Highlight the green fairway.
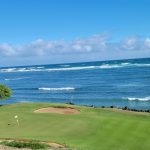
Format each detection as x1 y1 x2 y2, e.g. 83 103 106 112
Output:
0 103 150 150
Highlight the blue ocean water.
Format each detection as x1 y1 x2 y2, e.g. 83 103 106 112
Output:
0 58 150 110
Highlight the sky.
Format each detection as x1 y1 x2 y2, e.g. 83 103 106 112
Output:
1 0 150 66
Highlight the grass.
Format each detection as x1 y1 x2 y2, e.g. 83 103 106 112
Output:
0 103 150 150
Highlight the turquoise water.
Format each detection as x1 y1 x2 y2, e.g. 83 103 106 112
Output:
0 58 150 110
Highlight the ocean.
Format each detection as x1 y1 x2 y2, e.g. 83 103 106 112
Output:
0 58 150 110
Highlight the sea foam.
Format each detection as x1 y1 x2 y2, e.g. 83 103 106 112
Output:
125 97 150 101
1 62 150 73
38 87 75 91
0 66 97 73
4 77 29 81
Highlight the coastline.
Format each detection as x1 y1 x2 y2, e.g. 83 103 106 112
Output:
66 102 150 113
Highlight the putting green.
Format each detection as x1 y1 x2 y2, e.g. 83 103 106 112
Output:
0 103 150 150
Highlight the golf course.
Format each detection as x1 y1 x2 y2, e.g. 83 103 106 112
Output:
0 103 150 150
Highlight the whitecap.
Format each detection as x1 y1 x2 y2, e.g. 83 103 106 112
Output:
1 62 150 73
99 62 150 69
4 77 29 81
38 87 75 91
124 97 150 101
99 64 120 69
0 66 97 73
36 66 45 69
47 66 97 71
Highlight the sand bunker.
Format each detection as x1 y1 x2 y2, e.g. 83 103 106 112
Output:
34 107 79 114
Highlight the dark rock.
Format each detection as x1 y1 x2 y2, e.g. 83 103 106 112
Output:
123 106 128 110
66 102 75 105
110 106 114 108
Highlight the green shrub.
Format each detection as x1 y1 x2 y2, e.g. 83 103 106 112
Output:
0 84 12 100
53 105 69 108
1 141 49 149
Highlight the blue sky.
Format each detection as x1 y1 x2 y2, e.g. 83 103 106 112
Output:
1 0 150 66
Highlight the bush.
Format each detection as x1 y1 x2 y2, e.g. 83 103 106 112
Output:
1 141 49 149
0 84 12 100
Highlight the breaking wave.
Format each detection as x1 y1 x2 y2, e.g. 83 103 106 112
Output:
5 77 29 81
47 66 96 71
0 66 97 73
100 63 150 69
124 97 150 101
38 87 75 91
1 62 150 73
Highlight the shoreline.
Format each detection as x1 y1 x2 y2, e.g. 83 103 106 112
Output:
66 102 150 113
1 102 150 114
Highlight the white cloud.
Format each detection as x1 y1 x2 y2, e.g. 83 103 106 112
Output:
144 38 150 48
0 34 109 57
0 34 150 63
121 37 138 50
0 43 16 56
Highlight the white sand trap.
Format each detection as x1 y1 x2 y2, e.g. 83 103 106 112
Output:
34 107 79 114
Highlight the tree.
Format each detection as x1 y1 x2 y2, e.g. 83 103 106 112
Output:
0 84 12 100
